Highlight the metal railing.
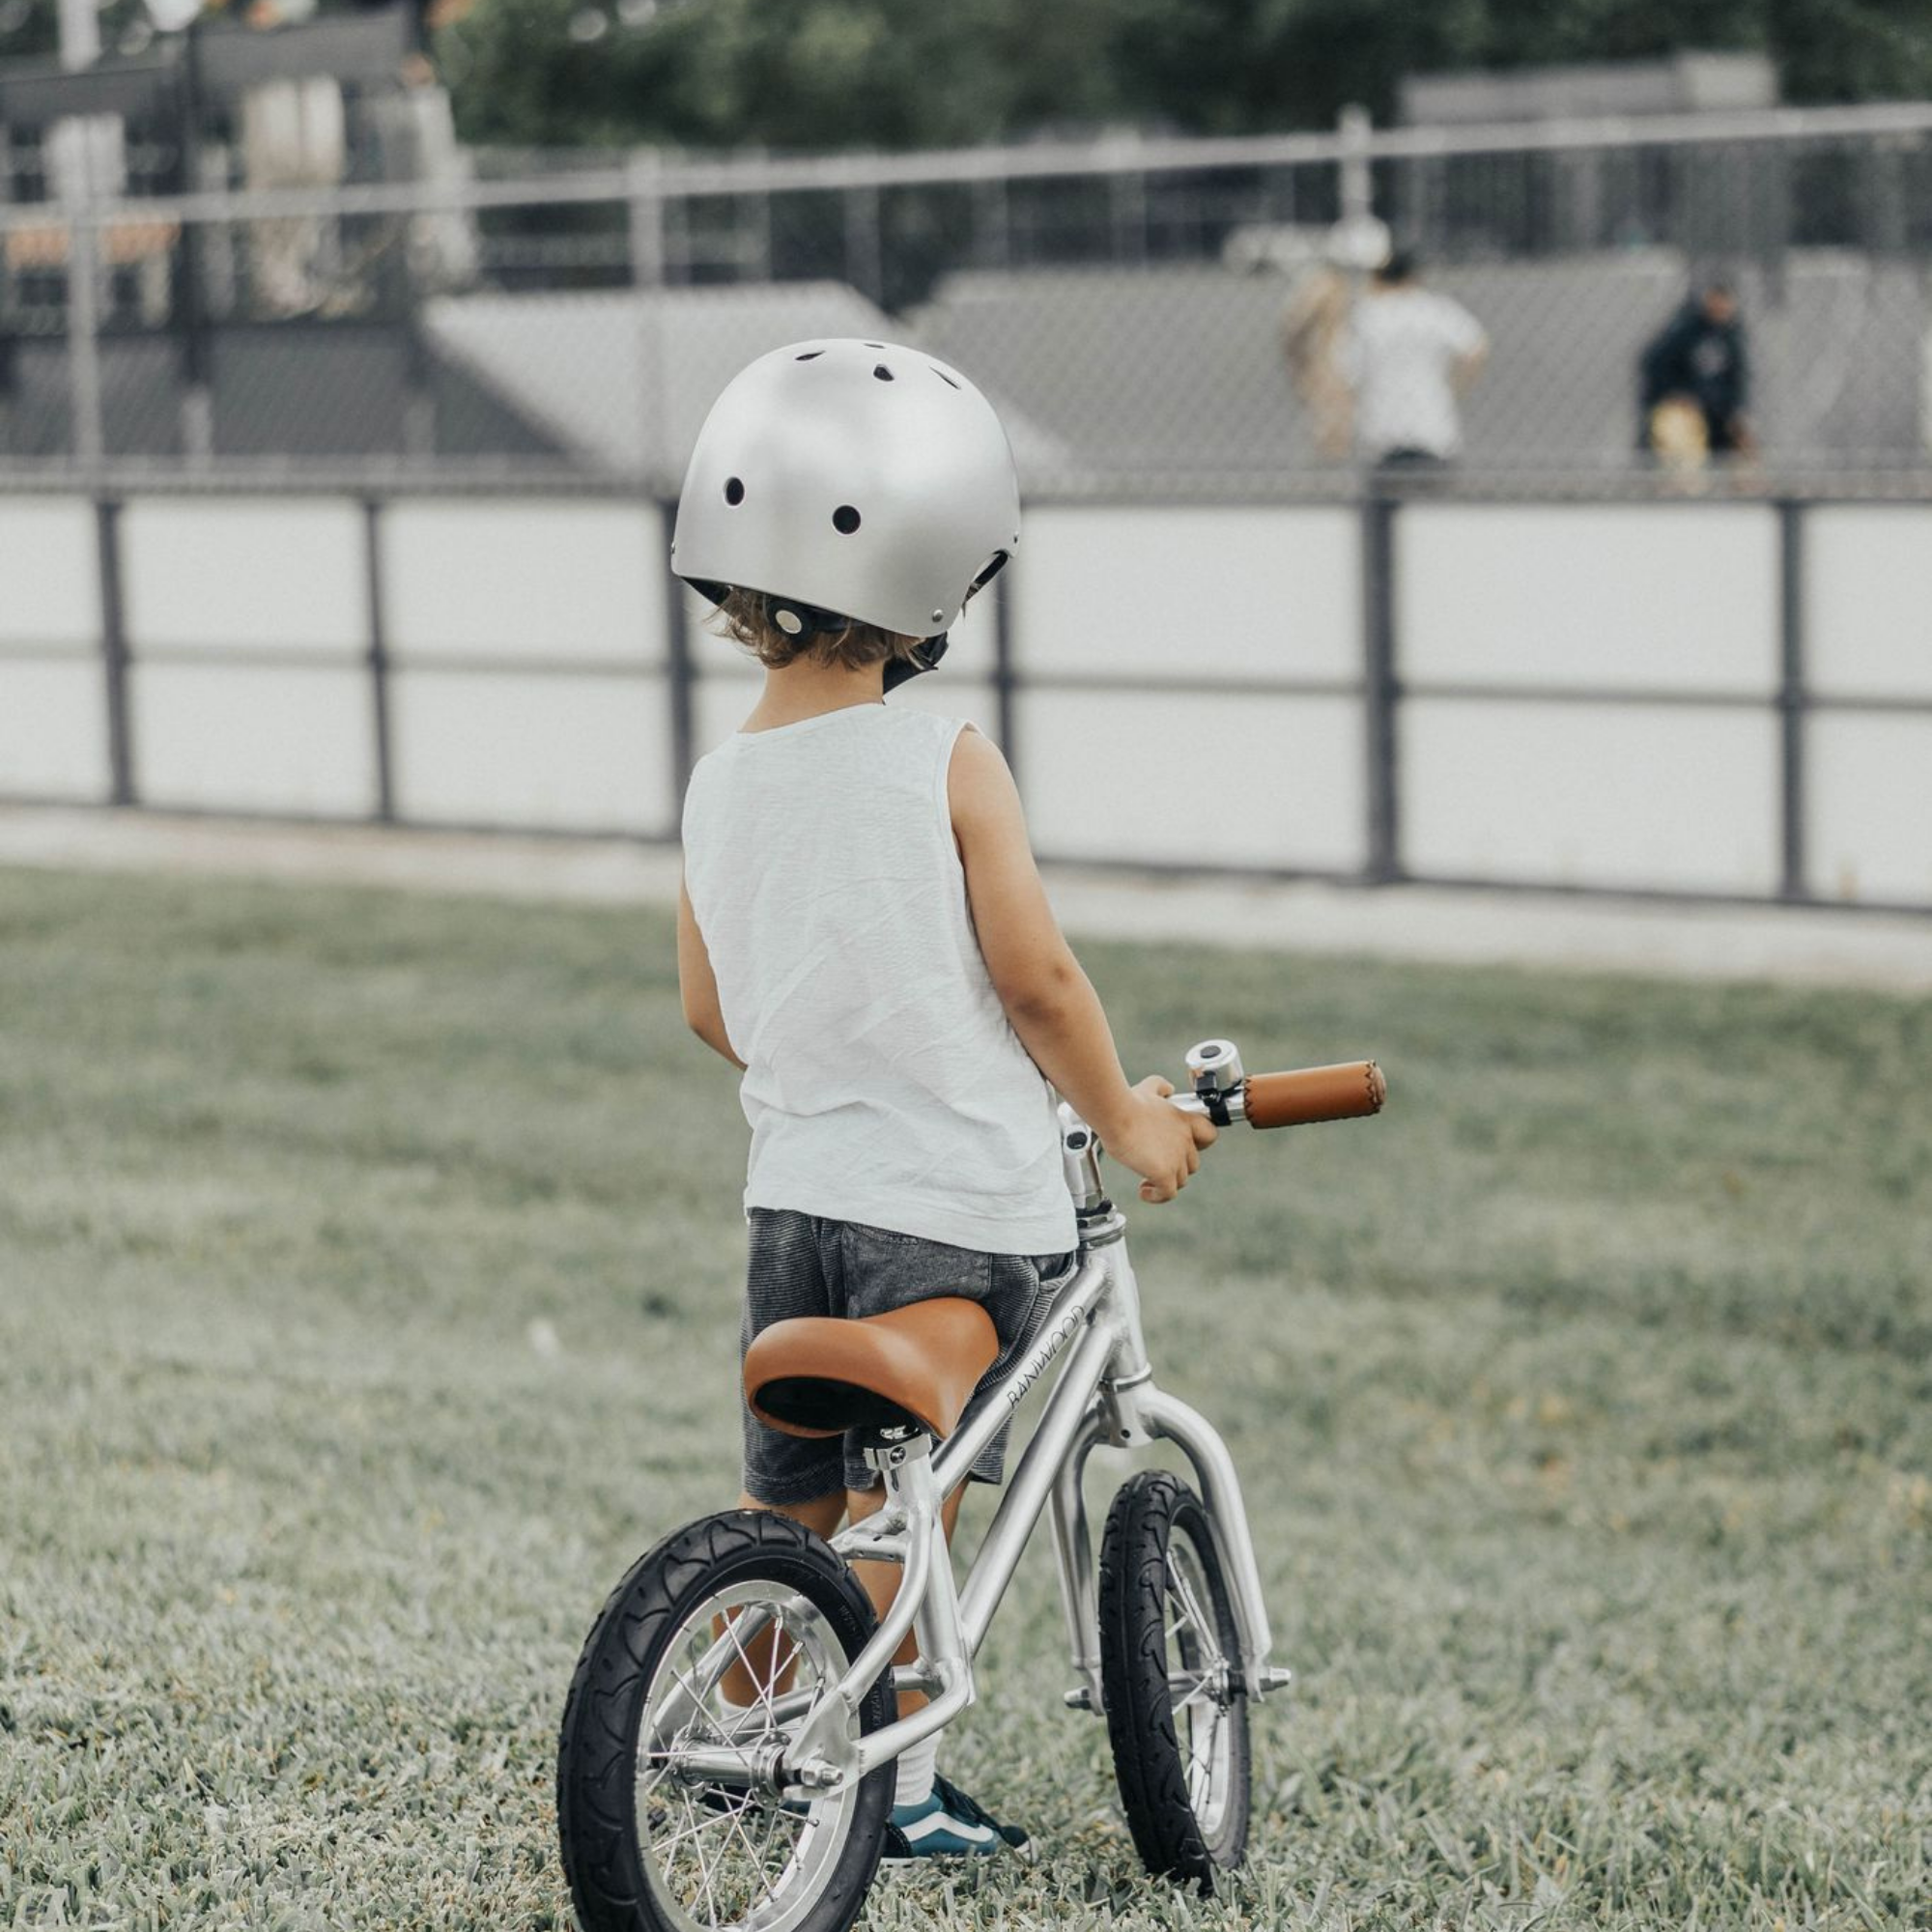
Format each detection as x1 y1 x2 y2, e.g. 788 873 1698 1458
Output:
1 100 1929 493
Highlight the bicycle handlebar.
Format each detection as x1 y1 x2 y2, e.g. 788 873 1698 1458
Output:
1061 1040 1384 1212
1171 1038 1386 1130
1242 1060 1386 1127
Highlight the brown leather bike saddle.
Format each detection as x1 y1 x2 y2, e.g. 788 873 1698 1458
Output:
745 1298 1000 1440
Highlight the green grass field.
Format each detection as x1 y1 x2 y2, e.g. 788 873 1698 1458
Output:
1 865 1926 1930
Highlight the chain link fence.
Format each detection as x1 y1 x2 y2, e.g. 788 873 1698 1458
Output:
2 101 1930 494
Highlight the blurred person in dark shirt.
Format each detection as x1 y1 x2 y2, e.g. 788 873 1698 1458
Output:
1639 278 1753 462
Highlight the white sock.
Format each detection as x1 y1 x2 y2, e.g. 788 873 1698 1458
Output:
893 1735 939 1810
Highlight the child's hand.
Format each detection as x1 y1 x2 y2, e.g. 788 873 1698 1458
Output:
1100 1075 1218 1203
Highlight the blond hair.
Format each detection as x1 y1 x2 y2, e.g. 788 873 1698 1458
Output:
711 588 925 673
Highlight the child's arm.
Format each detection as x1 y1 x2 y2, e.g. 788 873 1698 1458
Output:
677 876 746 1070
949 727 1214 1203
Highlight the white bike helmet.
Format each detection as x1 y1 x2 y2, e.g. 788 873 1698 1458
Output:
671 338 1020 678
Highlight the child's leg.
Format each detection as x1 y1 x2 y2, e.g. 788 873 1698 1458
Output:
721 1488 847 1707
737 1488 846 1541
728 1210 851 1703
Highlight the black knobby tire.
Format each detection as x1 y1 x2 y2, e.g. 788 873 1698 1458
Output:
556 1509 895 1932
1097 1470 1252 1889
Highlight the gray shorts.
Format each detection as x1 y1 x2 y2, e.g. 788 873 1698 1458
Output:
739 1208 1077 1506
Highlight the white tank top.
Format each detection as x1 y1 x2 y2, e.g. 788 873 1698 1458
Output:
681 704 1076 1256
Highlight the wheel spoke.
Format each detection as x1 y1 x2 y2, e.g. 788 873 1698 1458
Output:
680 1605 781 1718
757 1793 794 1873
657 1660 730 1746
721 1601 785 1730
1167 1556 1218 1669
638 1718 705 1805
648 1794 746 1860
1172 1672 1214 1716
689 1793 723 1922
720 1788 779 1889
660 1654 762 1784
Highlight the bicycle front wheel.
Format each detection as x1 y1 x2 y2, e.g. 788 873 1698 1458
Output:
556 1509 894 1932
1097 1470 1252 1889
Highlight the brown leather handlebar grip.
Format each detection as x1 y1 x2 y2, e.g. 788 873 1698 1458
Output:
1243 1061 1386 1129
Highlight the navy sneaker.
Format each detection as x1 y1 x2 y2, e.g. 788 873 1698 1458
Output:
883 1772 1033 1860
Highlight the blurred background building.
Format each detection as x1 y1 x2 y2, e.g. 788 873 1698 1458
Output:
1 0 1928 908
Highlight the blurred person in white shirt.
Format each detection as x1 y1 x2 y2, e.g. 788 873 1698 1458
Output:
1339 248 1488 469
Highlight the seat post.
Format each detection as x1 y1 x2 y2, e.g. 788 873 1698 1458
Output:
860 1421 928 1486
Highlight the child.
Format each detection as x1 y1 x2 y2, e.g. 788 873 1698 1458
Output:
672 338 1214 1858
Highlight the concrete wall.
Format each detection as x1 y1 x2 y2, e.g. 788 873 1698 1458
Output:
1 491 1926 908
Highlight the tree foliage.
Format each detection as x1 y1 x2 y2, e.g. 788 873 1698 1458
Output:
4 0 1927 146
439 0 1932 151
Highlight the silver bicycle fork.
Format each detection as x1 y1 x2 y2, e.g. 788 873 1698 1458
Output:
1042 1221 1293 1717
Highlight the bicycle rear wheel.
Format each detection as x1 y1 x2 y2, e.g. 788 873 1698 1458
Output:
557 1509 894 1932
1096 1470 1251 1889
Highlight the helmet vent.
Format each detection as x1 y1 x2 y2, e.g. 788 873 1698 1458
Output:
864 341 884 349
971 551 1010 592
833 505 863 534
872 364 894 382
932 368 960 389
795 350 824 361
724 476 745 505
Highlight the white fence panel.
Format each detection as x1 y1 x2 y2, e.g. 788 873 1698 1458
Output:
1014 506 1359 681
1807 714 1932 905
0 499 99 647
1399 505 1779 693
693 677 999 762
1403 699 1780 894
390 670 671 833
885 678 1002 743
384 501 665 665
691 665 760 756
132 664 376 816
1804 507 1932 698
123 499 366 655
0 662 109 800
1019 690 1366 870
5 488 1930 912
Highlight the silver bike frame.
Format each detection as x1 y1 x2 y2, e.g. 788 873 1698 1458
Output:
777 1101 1292 1796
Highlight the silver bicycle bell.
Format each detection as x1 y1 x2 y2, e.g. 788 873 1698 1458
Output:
1185 1037 1248 1126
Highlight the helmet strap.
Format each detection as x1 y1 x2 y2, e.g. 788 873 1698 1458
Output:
690 582 947 688
883 635 948 694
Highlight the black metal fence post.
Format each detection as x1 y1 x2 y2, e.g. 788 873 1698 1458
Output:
94 496 133 807
1361 491 1400 883
662 498 696 826
992 577 1018 773
1776 497 1806 902
363 497 396 823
